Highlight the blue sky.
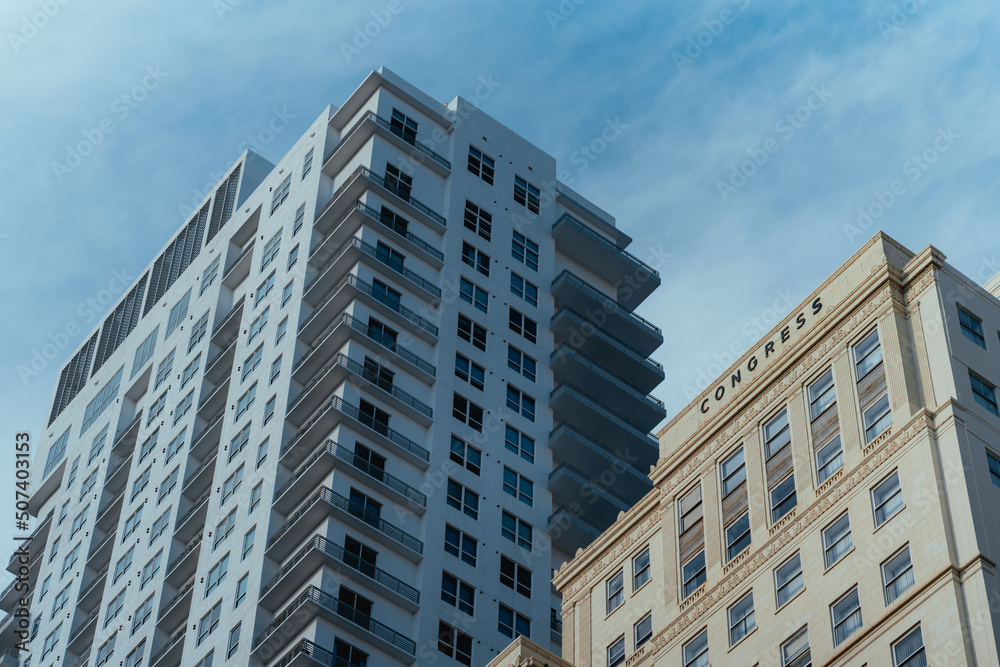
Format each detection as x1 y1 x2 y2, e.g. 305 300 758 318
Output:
2 0 998 564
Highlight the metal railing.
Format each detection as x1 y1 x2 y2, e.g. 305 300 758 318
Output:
300 273 438 337
157 577 194 618
268 486 423 555
211 294 246 338
223 239 255 278
307 235 440 298
253 586 416 655
273 639 366 667
553 271 662 336
77 565 109 602
550 422 649 478
191 408 225 450
205 336 238 373
555 346 665 409
548 505 604 534
553 307 664 373
181 454 216 492
95 488 125 523
67 607 99 644
552 382 657 437
554 213 659 279
86 528 116 560
151 626 186 665
166 533 202 575
356 201 443 260
261 534 419 604
549 462 632 507
197 376 229 410
324 109 451 170
174 488 210 528
112 410 143 449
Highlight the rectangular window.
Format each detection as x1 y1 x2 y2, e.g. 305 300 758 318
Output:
174 390 194 425
389 108 418 142
513 175 540 213
214 508 237 549
105 589 126 626
441 571 475 615
270 356 281 385
282 278 294 305
883 545 915 604
971 372 1000 416
892 625 926 667
498 603 531 639
51 584 71 618
137 429 158 465
89 425 109 466
958 305 987 348
726 511 751 561
868 470 904 527
255 271 276 306
270 174 291 214
678 484 705 598
453 393 484 431
235 573 248 608
988 451 1000 488
132 326 159 377
165 428 186 464
44 429 70 478
154 349 175 390
249 481 262 513
512 232 539 271
635 613 653 649
606 570 624 613
113 546 134 584
463 200 492 241
222 465 244 504
446 478 479 519
506 385 536 421
147 391 167 426
275 315 288 344
82 367 124 434
131 466 151 501
125 639 145 667
256 436 269 468
503 466 534 506
728 591 756 646
70 505 89 539
509 307 537 343
302 148 314 179
809 369 843 483
438 621 473 666
150 508 170 545
505 425 535 463
384 163 412 200
141 550 162 589
468 145 495 184
510 272 538 306
95 632 117 666
235 382 257 421
61 543 80 577
201 255 221 295
166 289 191 338
197 601 221 645
764 409 797 522
242 344 264 381
248 307 269 344
608 636 625 667
41 625 61 659
682 629 709 667
189 311 209 352
80 469 98 500
293 203 305 235
633 547 651 590
242 525 256 559
782 627 811 667
855 328 892 442
227 623 240 659
263 396 275 425
461 241 490 276
455 353 485 390
507 345 537 382
444 524 477 566
131 594 154 635
205 553 230 596
181 353 201 389
449 435 482 475
457 313 487 351
823 513 853 568
500 555 531 598
775 552 804 607
460 277 489 313
123 505 143 540
831 587 863 646
501 510 532 550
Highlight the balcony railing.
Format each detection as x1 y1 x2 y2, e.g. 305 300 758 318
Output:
151 627 186 665
254 586 416 656
261 534 420 604
269 486 423 555
205 336 238 373
356 201 443 260
353 165 445 226
274 639 367 667
223 239 255 279
77 565 109 602
554 381 656 435
166 533 203 575
555 213 659 279
174 488 210 528
192 408 225 446
67 607 99 644
557 347 665 409
181 454 217 492
554 307 664 373
211 294 246 337
550 462 633 506
325 110 450 170
87 528 116 560
103 454 132 488
111 410 143 449
554 271 662 336
300 273 438 338
95 488 125 523
158 577 195 618
307 235 441 298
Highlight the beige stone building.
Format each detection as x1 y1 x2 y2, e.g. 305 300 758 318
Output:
492 233 1000 667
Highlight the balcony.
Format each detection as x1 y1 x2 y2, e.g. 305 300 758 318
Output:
315 165 445 237
181 454 216 500
292 313 435 389
551 346 665 430
165 533 202 586
196 376 230 418
66 606 99 653
305 235 441 304
190 407 225 459
356 201 444 264
150 626 186 667
280 395 430 471
552 213 660 309
94 488 125 532
287 352 433 426
550 383 658 459
550 271 662 356
323 109 451 178
252 586 416 664
76 565 109 613
266 487 423 563
548 463 631 528
156 576 194 633
204 335 238 383
273 439 426 514
102 452 133 494
209 294 245 347
549 423 654 499
259 534 420 612
551 308 664 392
272 638 376 667
110 409 143 456
85 528 117 570
222 238 255 287
548 505 603 556
299 273 438 345
172 488 210 543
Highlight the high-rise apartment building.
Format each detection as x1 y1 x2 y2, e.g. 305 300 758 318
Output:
507 233 1000 667
0 68 665 667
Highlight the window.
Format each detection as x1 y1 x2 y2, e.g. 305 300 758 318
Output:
831 587 863 646
302 148 314 179
269 356 282 384
235 573 248 608
222 465 244 504
147 391 167 425
632 616 652 651
293 203 305 235
855 328 892 442
194 651 214 667
725 512 751 562
206 553 229 596
512 232 539 271
132 594 154 635
371 277 402 310
215 508 237 549
453 393 484 431
125 639 146 667
608 636 626 667
227 623 241 659
509 307 537 343
503 467 534 505
506 385 536 421
80 469 98 500
51 584 71 618
270 174 291 214
460 277 489 313
282 278 294 305
248 307 269 344
132 326 159 376
606 570 624 613
134 430 157 466
678 484 705 598
61 543 80 577
809 369 843 483
141 550 162 589
95 632 117 666
44 430 70 479
150 508 170 545
249 481 262 513
728 591 756 645
181 354 201 389
389 108 418 142
450 436 481 474
113 546 134 584
242 344 264 381
438 620 473 666
505 425 535 463
461 241 490 276
82 367 123 434
883 546 915 604
38 575 51 603
131 465 151 501
989 451 1000 488
468 145 495 184
775 553 804 607
463 200 492 240
189 311 209 352
455 353 485 390
70 505 89 538
123 505 143 540
782 627 811 667
682 550 706 599
892 625 926 667
971 372 1000 416
201 255 221 295
242 526 256 559
870 471 904 527
444 524 477 566
958 305 986 347
89 424 109 465
165 428 186 464
764 410 797 522
447 478 479 519
41 625 61 660
510 272 538 306
632 548 651 590
500 555 531 597
275 315 288 344
235 382 257 421
457 313 487 351
514 175 540 213
166 289 191 338
174 390 194 425
502 510 532 550
507 346 536 382
197 601 222 645
384 163 412 200
823 513 853 568
441 571 475 615
682 629 709 667
498 603 530 638
256 436 269 468
255 271 276 306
